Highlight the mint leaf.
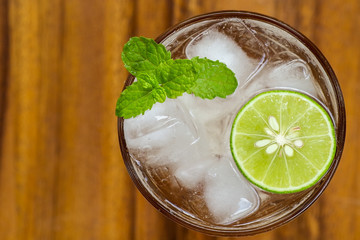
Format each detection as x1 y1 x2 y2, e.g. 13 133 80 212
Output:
152 87 167 103
116 37 239 119
116 81 165 119
122 37 171 76
190 57 238 99
156 59 197 98
137 73 158 89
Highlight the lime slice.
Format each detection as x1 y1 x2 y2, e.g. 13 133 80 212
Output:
230 90 336 193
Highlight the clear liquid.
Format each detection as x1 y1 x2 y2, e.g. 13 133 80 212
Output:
123 18 337 228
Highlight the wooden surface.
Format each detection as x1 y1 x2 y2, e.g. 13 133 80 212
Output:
0 0 359 239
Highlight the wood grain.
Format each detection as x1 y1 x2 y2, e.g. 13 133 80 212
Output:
0 0 359 239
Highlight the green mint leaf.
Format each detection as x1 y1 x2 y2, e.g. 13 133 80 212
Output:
116 37 239 119
152 87 167 103
189 57 238 99
156 59 197 98
137 73 159 89
121 37 171 76
116 81 161 118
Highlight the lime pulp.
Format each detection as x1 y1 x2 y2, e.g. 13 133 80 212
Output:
230 90 336 193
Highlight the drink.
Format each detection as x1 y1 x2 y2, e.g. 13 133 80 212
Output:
118 11 345 236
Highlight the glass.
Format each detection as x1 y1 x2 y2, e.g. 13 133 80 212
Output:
118 11 346 236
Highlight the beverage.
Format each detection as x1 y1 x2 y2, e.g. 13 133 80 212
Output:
117 11 345 236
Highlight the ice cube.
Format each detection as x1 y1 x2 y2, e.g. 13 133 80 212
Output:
185 22 264 88
124 100 196 139
267 59 317 95
204 158 259 224
177 94 228 127
173 151 217 189
244 58 317 97
124 99 199 166
176 94 235 163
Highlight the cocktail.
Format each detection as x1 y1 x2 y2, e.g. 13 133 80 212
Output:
117 11 345 236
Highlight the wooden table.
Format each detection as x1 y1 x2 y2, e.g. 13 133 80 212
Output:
0 0 359 239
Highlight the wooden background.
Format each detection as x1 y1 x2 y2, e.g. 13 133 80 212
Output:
0 0 359 239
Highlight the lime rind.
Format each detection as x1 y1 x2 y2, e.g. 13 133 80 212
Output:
230 90 336 194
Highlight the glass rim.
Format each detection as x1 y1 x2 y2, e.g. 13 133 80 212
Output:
117 10 346 236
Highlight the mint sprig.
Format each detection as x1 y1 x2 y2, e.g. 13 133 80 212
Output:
116 37 238 118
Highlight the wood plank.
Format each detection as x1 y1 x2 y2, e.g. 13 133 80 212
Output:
312 0 360 239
